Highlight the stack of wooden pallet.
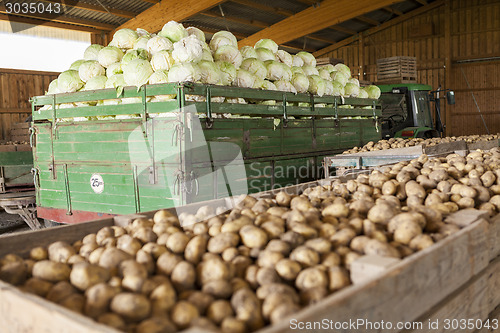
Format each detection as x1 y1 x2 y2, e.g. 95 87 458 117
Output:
377 56 417 83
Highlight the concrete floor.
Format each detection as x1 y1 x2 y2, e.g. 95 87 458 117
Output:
0 209 31 235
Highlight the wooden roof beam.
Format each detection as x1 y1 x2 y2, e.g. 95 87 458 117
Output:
0 6 116 30
314 0 445 56
382 6 404 16
305 35 337 44
354 15 380 26
414 0 428 5
329 25 358 35
113 0 224 36
238 0 403 47
230 0 294 17
42 0 136 19
200 11 268 29
0 13 103 33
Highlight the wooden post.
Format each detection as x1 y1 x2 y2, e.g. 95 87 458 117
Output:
359 34 365 81
90 32 110 46
444 0 452 136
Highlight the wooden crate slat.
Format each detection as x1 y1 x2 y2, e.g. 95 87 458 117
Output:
377 56 417 83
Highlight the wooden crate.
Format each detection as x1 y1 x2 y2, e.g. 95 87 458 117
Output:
1 176 500 332
377 56 417 84
9 122 30 143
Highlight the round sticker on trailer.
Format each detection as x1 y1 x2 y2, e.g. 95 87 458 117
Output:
90 174 104 194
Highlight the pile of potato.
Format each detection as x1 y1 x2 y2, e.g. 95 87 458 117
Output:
343 134 500 154
2 148 500 333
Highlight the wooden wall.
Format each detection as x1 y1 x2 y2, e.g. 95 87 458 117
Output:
317 0 500 136
0 68 58 141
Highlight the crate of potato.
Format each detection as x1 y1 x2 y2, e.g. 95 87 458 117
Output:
2 149 500 332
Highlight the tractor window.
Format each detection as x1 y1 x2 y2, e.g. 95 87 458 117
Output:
412 91 433 128
379 93 409 124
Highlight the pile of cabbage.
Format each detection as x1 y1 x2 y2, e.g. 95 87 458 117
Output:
44 21 381 115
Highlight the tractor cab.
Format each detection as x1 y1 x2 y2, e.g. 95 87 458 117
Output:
378 83 446 139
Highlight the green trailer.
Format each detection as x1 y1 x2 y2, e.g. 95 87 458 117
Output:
31 82 381 223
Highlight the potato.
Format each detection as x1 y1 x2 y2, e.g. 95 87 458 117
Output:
295 267 328 291
261 221 285 239
290 196 313 212
48 241 76 263
98 248 133 275
221 216 253 233
186 291 214 314
328 266 351 291
239 225 268 248
409 234 434 251
329 228 356 247
256 267 281 285
111 293 151 322
349 199 374 215
171 261 196 291
388 212 425 233
202 279 233 299
97 313 126 331
439 224 460 236
171 301 200 329
120 260 148 292
153 209 176 224
156 251 182 276
32 260 71 282
300 286 328 305
289 246 319 267
150 282 177 316
135 249 155 275
393 220 422 245
270 303 300 325
84 282 120 318
221 317 247 333
350 236 370 253
59 293 85 313
133 227 158 244
262 292 297 320
96 227 115 246
70 262 110 291
274 259 301 280
23 277 53 297
207 300 234 325
30 247 48 261
343 251 362 270
198 259 230 284
364 239 400 258
304 238 331 254
0 261 27 285
367 202 397 224
136 317 177 333
46 281 77 303
207 232 239 254
231 288 264 330
322 203 349 218
142 243 167 260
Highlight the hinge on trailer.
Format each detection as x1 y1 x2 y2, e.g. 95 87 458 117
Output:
29 127 36 148
334 98 340 127
205 86 213 129
282 92 288 128
148 166 158 185
31 168 40 203
0 167 5 193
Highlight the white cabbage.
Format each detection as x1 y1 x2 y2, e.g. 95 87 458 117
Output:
47 79 60 94
292 55 304 67
254 39 278 54
274 80 297 93
260 80 277 91
319 64 336 73
172 35 204 63
334 63 351 78
234 69 257 88
83 75 107 91
123 59 153 87
365 85 381 99
318 67 332 81
105 74 126 89
122 49 150 67
265 61 291 81
240 46 258 59
302 65 319 76
136 28 150 38
331 81 345 96
291 73 309 93
201 49 213 61
331 71 349 86
307 75 326 97
209 31 238 52
151 50 175 72
98 46 124 68
159 21 188 43
276 50 293 67
148 70 169 84
215 61 237 86
168 62 200 82
348 78 360 86
57 70 84 93
240 58 267 80
255 47 276 62
111 29 138 49
296 51 316 67
133 36 151 50
84 45 103 61
197 60 221 85
186 26 206 42
214 45 243 68
290 66 305 75
78 60 105 82
324 80 334 96
146 36 173 55
106 63 122 77
69 59 86 71
358 88 369 98
344 82 360 97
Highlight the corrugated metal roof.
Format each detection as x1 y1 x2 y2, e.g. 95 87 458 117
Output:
0 0 440 52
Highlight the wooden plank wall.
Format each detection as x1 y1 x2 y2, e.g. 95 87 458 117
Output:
319 0 500 136
0 68 58 141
